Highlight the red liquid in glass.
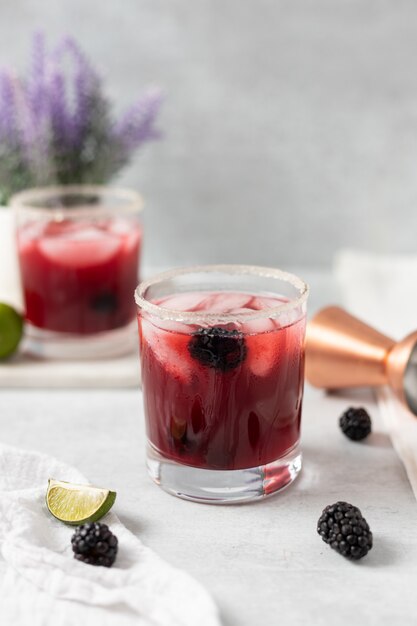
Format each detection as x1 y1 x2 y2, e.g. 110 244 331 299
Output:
139 291 306 470
18 219 142 334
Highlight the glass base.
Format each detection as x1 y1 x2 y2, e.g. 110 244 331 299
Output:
22 320 137 360
146 442 302 504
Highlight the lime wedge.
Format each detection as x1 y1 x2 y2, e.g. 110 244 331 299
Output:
0 303 23 359
46 479 116 525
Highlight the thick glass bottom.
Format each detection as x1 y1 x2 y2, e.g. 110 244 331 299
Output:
146 441 302 504
23 320 137 360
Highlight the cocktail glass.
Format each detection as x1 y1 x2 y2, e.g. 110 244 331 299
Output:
12 185 143 359
135 265 309 503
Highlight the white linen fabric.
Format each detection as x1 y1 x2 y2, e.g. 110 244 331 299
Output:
0 442 220 626
335 249 417 500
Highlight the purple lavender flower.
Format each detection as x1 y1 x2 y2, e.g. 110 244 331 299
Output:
0 71 17 143
71 70 92 147
52 35 101 149
27 30 47 120
0 32 163 200
48 70 69 145
113 87 163 151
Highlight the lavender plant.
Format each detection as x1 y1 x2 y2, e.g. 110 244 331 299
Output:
0 33 162 203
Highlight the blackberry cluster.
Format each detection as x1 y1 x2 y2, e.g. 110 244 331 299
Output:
188 326 247 372
317 501 373 560
339 407 372 441
71 522 118 567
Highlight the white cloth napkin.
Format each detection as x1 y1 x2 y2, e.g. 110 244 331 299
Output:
335 249 417 500
0 442 220 626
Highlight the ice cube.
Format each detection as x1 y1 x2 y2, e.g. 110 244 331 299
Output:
124 227 142 254
246 329 285 377
157 292 209 312
141 318 193 382
43 220 90 239
249 295 287 310
198 292 253 313
38 227 122 267
150 318 195 335
17 221 45 252
242 317 276 335
155 292 255 314
108 218 131 236
61 223 109 241
105 219 142 254
227 309 276 333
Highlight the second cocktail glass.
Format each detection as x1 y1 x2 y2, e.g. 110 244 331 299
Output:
135 265 309 503
12 185 143 359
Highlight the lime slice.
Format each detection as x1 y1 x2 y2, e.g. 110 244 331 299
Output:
46 479 116 525
0 303 23 359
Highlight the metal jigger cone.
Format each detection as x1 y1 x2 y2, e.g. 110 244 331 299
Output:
305 306 417 416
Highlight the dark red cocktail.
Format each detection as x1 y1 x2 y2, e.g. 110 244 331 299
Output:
13 186 143 359
136 267 309 503
18 218 141 334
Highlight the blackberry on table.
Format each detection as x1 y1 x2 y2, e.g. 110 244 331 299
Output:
188 326 247 372
317 501 373 560
339 407 372 441
71 522 118 567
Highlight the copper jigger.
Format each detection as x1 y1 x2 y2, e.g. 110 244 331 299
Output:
305 306 417 415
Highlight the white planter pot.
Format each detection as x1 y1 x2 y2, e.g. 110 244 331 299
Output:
0 207 23 311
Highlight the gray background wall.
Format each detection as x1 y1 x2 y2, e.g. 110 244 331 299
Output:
1 0 417 271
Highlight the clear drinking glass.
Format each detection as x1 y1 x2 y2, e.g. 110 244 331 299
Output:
12 185 143 359
135 265 309 503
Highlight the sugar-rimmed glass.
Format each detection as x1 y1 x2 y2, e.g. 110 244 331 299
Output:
12 185 143 359
135 264 309 503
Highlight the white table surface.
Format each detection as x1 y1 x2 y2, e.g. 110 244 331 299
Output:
1 272 417 625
